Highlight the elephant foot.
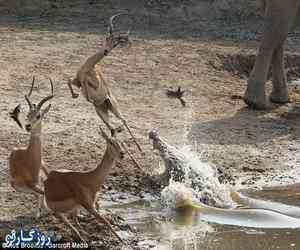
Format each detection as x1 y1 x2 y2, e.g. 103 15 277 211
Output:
243 97 271 110
243 80 270 110
269 91 289 104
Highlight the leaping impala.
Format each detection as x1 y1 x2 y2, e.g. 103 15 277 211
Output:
43 126 126 244
9 77 54 218
67 13 143 153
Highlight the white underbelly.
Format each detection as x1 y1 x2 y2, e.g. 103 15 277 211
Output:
44 197 81 214
55 169 72 173
10 178 39 194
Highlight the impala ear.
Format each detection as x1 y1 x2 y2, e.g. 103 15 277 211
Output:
41 104 52 118
9 104 23 129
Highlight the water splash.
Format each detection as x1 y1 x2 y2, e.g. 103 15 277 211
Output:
161 182 194 208
161 146 233 209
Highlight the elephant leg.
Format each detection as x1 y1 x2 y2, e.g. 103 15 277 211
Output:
270 44 289 104
244 43 274 110
244 0 298 110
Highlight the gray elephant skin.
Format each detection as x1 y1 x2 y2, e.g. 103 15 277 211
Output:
244 0 300 109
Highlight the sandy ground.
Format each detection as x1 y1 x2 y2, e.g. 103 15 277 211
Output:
0 1 300 249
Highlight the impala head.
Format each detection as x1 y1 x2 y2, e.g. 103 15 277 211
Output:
24 77 54 133
107 13 131 48
99 126 125 160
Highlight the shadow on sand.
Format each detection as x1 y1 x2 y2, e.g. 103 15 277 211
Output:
188 106 300 146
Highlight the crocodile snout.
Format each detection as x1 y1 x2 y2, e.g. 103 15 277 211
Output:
149 130 161 150
149 130 159 140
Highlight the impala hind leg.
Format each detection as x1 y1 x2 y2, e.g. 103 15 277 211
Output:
106 97 143 152
95 102 117 136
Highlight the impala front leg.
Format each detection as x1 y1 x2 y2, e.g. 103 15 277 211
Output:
76 186 126 245
95 104 115 136
71 211 90 238
84 205 125 244
81 80 97 104
35 193 42 219
54 213 87 243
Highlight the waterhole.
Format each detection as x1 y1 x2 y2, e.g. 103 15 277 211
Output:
103 185 300 250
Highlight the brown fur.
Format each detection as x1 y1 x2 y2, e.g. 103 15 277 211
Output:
68 49 124 132
9 121 46 218
9 139 42 191
68 47 142 152
43 129 125 243
9 77 53 217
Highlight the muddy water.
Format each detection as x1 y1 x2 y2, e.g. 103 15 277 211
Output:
104 187 300 250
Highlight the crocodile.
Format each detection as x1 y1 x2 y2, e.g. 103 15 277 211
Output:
149 130 300 228
149 130 232 208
